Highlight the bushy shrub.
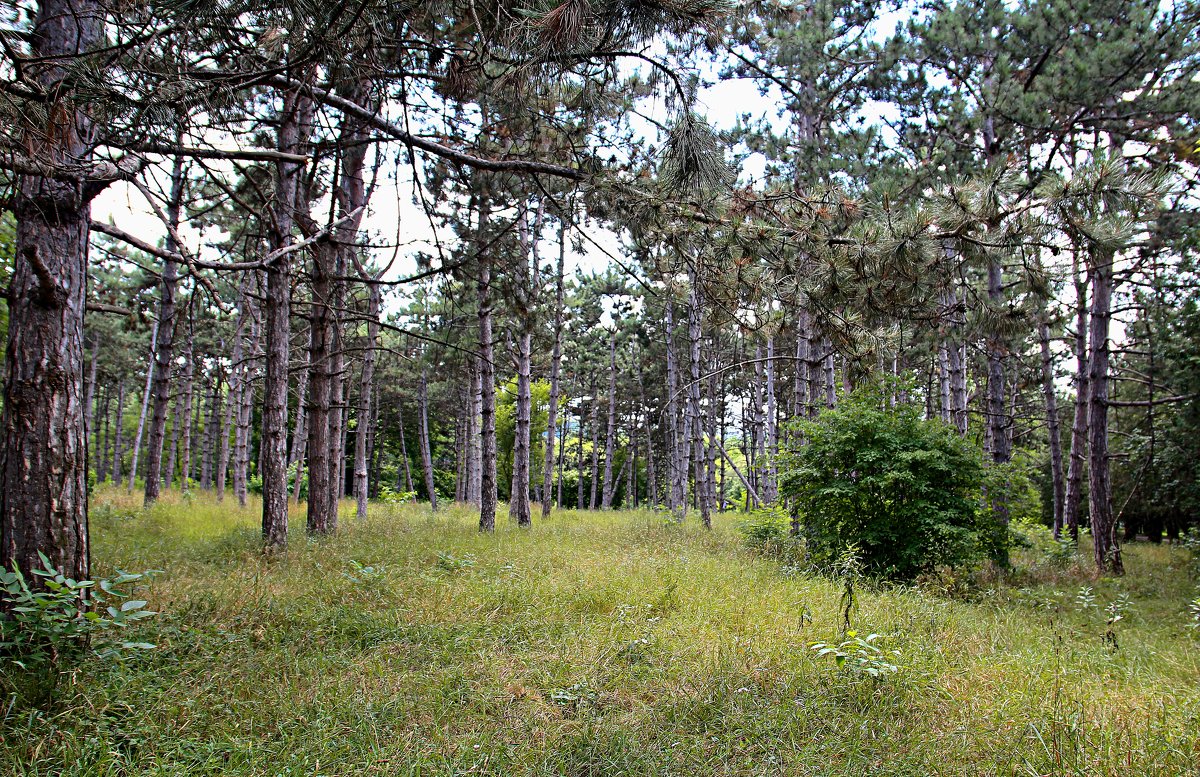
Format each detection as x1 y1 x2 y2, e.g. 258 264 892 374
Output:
736 505 793 553
781 384 990 580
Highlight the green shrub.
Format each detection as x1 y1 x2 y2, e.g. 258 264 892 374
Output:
781 383 990 580
1 553 157 699
736 505 794 555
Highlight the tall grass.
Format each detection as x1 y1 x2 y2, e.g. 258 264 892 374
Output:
2 487 1197 775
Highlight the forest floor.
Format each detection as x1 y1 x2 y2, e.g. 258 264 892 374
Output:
2 488 1199 776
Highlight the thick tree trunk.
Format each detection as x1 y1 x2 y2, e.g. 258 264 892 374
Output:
127 325 160 494
0 0 105 583
1064 260 1089 544
144 155 185 505
601 333 619 510
468 359 482 505
1087 250 1122 574
541 221 568 519
354 283 381 520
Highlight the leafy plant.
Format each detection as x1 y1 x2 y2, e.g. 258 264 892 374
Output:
736 505 794 556
435 551 476 574
1188 597 1199 631
780 382 990 580
0 553 157 675
809 630 901 678
343 560 387 586
376 484 416 505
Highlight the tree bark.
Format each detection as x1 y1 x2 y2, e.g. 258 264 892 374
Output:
1087 249 1122 574
127 324 160 494
354 283 381 520
541 220 568 519
418 367 439 511
600 332 619 510
262 82 310 548
686 268 711 528
477 192 498 531
1038 317 1066 538
1064 258 1089 543
177 314 195 492
0 0 105 584
509 325 533 526
144 155 186 505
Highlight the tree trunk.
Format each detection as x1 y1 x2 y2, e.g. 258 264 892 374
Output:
601 333 619 509
588 386 601 510
178 317 195 491
509 327 533 526
985 257 1011 564
354 283 381 520
1087 249 1122 574
541 220 568 519
764 336 778 502
477 193 498 531
127 324 160 494
144 155 186 505
262 82 310 548
1038 317 1066 538
418 367 439 511
1064 259 1089 544
397 404 414 494
686 269 711 528
112 380 127 483
0 0 105 584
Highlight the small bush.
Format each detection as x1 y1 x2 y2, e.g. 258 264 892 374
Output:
736 506 794 554
1 553 157 698
781 383 991 580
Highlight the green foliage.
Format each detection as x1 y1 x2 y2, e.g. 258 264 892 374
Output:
809 630 901 678
781 384 990 580
376 484 416 505
0 553 157 681
735 505 792 553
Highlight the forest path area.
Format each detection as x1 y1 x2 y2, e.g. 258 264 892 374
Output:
4 488 1198 776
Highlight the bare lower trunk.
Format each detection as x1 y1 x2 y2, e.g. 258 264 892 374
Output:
763 336 778 502
509 329 533 526
477 248 498 531
178 320 195 491
112 381 127 483
687 269 711 528
1087 250 1122 574
601 333 618 510
128 325 160 494
262 82 310 549
985 257 1011 564
541 221 567 519
397 405 413 494
354 284 381 520
418 368 439 511
144 155 186 505
1038 318 1066 538
0 0 106 583
1064 260 1089 543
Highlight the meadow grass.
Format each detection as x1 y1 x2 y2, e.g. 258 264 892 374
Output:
2 486 1198 775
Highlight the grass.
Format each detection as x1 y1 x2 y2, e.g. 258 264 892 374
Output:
2 486 1199 775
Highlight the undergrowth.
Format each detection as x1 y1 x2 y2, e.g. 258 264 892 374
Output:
1 486 1197 776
